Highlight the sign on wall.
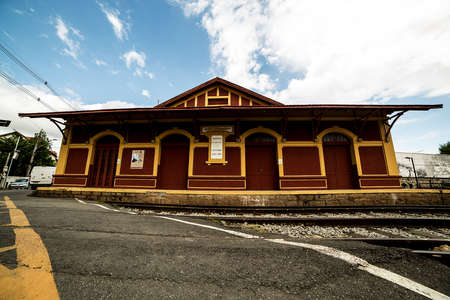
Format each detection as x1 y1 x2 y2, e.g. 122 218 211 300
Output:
210 135 223 160
130 150 145 169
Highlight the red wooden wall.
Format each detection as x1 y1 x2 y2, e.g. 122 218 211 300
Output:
193 147 241 176
359 146 387 174
65 148 88 174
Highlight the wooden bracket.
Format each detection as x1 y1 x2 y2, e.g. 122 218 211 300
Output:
47 117 67 144
384 110 406 142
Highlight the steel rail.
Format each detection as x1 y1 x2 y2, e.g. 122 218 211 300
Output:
112 202 450 214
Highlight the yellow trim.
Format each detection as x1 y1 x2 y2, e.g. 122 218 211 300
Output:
88 130 125 177
281 175 325 178
317 126 361 176
122 143 157 148
379 120 400 176
188 179 246 190
279 144 325 176
52 183 86 187
168 84 272 108
203 132 233 164
241 127 284 178
55 144 69 174
89 129 125 145
359 177 401 188
155 128 195 177
358 145 389 176
279 178 328 190
40 186 449 194
114 177 156 188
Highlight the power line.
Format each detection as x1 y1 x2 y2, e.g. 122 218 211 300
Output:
0 71 55 111
0 41 78 110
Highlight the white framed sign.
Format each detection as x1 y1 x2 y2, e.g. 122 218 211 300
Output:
130 150 145 169
210 135 223 160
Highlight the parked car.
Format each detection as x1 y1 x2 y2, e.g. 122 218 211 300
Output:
9 178 30 189
30 166 56 189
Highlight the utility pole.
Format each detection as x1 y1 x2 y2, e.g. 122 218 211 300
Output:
405 156 420 189
2 136 20 189
26 130 43 177
1 152 11 187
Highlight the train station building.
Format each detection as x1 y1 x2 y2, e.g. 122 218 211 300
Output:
20 77 442 192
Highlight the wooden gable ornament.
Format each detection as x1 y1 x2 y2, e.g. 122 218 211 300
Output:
155 77 284 108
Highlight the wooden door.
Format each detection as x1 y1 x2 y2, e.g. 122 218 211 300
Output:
245 134 278 190
88 136 119 188
324 144 354 189
158 135 189 189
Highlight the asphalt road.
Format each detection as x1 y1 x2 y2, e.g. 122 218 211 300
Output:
0 190 449 299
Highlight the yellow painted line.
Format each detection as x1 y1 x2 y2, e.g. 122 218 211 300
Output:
0 196 60 300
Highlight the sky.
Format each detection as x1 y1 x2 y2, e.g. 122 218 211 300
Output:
0 0 449 154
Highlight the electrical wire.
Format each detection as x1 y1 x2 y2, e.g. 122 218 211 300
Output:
0 41 78 110
0 71 55 111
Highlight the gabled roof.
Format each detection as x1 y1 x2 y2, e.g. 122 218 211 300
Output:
155 77 284 108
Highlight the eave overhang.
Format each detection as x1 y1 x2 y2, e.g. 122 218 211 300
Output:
19 104 443 122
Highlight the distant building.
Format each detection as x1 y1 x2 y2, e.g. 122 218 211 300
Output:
396 152 450 188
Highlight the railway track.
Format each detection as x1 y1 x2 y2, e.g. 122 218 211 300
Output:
115 202 450 263
113 202 450 214
205 216 450 226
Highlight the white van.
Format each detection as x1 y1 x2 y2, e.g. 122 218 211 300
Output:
30 166 56 189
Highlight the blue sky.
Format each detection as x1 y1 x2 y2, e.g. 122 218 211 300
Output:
0 0 449 153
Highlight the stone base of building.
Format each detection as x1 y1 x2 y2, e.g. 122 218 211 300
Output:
32 187 450 207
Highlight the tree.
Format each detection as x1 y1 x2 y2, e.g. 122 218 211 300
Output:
439 141 450 154
0 131 56 176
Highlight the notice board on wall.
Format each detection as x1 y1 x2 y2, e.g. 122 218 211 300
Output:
210 135 223 160
130 150 145 169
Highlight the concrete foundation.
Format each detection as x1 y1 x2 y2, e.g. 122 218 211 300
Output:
32 187 450 207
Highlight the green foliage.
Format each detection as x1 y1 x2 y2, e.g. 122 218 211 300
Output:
439 141 450 154
0 131 56 176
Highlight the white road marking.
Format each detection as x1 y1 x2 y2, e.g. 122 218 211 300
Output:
75 199 136 214
92 203 120 212
267 239 450 300
159 216 449 300
158 216 260 239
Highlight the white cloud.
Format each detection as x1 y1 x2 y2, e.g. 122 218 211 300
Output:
12 9 24 15
141 89 150 98
70 27 84 40
95 59 107 66
55 16 83 61
175 0 450 104
121 50 154 79
64 88 81 101
98 2 130 40
29 8 35 13
110 70 120 75
0 80 138 152
170 0 209 16
122 50 146 69
55 63 61 69
82 100 137 110
40 33 49 39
